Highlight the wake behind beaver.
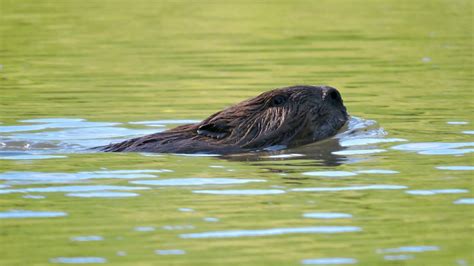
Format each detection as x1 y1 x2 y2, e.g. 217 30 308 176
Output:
99 85 349 154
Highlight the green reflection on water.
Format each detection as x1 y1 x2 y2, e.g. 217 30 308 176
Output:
0 0 472 265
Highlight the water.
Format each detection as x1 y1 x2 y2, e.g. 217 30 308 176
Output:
0 1 472 265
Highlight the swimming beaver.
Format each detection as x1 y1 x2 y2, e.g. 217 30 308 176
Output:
100 85 348 154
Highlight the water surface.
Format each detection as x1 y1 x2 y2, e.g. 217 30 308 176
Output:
0 1 472 265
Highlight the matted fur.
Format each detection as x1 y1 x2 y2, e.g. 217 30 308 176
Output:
99 85 348 154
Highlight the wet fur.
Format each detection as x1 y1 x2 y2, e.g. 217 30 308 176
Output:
99 85 348 154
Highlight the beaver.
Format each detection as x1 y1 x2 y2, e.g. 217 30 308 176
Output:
99 85 348 154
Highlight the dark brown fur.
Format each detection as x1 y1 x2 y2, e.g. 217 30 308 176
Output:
99 85 348 154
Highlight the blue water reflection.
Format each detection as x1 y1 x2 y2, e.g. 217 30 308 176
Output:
291 185 407 192
71 236 104 242
130 178 265 186
193 189 286 195
0 210 67 219
405 189 468 196
301 258 357 265
50 257 107 264
155 249 186 255
303 213 352 219
180 226 361 239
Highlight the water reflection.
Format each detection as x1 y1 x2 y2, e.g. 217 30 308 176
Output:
291 185 407 192
203 217 220 222
453 198 474 205
66 192 140 198
0 170 163 185
383 255 414 261
0 116 396 168
301 258 357 265
71 236 104 242
130 178 265 186
134 226 156 232
302 171 357 177
355 169 399 174
392 142 474 155
0 185 149 194
446 121 468 125
436 166 474 171
377 245 439 253
50 257 107 264
0 210 67 219
180 226 362 239
303 213 352 219
193 189 286 195
155 249 186 255
405 189 468 196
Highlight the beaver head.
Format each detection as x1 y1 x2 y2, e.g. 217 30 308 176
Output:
196 85 348 149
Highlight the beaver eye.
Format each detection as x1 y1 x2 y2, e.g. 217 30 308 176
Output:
271 95 287 107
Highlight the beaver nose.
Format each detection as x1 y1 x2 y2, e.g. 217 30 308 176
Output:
322 87 343 105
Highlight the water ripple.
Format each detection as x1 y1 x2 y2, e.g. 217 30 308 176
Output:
436 166 474 171
50 257 107 264
454 198 474 205
405 189 468 196
302 171 357 177
192 189 286 195
130 178 265 186
155 249 186 255
377 245 440 253
66 192 139 198
303 213 352 219
301 258 358 265
0 185 149 194
0 210 67 219
180 226 361 239
291 185 407 192
71 236 104 242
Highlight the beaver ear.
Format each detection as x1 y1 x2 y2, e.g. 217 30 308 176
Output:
197 122 229 139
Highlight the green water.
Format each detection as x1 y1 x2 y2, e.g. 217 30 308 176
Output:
0 0 472 265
